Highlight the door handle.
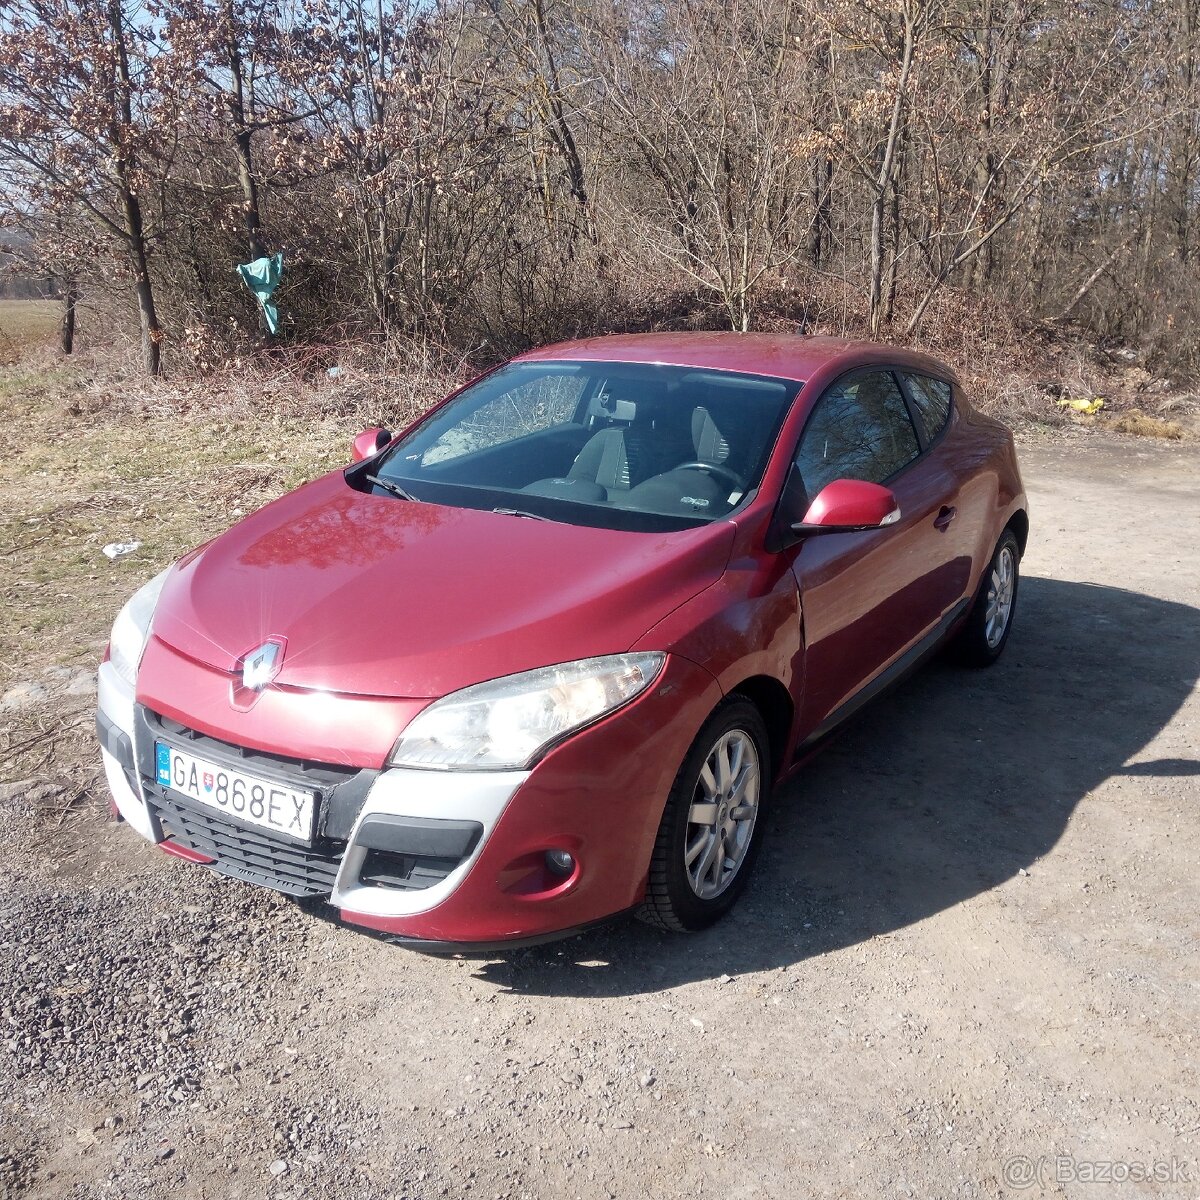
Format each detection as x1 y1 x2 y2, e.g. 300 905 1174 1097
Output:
933 505 957 532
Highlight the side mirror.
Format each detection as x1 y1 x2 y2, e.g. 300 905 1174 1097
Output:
351 427 392 463
792 479 900 534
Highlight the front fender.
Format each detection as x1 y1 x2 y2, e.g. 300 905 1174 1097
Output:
632 549 804 761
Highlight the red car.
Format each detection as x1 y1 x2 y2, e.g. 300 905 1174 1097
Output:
96 334 1027 950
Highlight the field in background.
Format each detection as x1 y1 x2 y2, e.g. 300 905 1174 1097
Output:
0 300 57 364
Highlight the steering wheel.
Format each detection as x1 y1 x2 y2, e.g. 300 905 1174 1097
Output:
674 461 746 491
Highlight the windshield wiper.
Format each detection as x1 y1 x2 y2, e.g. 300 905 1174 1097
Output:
492 507 550 521
366 473 418 502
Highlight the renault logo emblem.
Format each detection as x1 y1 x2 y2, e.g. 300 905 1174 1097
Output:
240 638 285 691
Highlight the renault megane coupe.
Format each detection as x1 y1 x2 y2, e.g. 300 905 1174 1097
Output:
96 334 1027 950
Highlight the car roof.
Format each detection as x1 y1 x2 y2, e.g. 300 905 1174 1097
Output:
512 332 957 385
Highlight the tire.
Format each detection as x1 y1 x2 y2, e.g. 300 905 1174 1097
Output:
952 529 1021 667
638 698 771 932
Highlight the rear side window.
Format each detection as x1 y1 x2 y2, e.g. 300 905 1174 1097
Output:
901 373 952 443
796 370 920 497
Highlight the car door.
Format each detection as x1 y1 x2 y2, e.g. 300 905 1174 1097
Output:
786 368 967 736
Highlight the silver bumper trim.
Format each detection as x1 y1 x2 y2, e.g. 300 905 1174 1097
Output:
330 766 529 917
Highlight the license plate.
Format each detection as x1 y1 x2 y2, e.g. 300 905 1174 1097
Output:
155 741 315 842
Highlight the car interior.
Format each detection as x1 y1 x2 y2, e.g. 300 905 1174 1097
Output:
371 365 797 526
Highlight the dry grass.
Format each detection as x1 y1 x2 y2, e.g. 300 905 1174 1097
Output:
0 300 58 364
1098 410 1187 440
0 347 460 674
0 344 462 799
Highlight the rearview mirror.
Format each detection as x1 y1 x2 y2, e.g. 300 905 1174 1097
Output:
351 427 392 463
792 479 900 534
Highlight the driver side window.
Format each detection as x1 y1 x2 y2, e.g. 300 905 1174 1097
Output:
796 371 920 499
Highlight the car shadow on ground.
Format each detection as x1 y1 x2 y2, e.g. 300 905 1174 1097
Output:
468 576 1200 996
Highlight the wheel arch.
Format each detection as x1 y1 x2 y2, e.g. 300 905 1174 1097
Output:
728 675 793 781
1005 507 1029 555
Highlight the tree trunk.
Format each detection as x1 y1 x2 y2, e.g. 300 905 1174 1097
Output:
234 129 266 261
133 272 162 376
968 0 997 293
869 161 887 335
1169 0 1199 267
109 0 162 375
809 36 833 269
870 6 916 337
883 126 906 325
60 280 77 354
809 156 832 267
530 0 594 241
121 181 162 374
225 1 266 261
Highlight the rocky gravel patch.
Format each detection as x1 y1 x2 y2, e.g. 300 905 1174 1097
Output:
1 884 298 1101
1 668 96 716
0 841 380 1199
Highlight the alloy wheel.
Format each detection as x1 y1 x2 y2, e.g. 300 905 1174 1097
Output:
985 545 1016 649
684 729 761 900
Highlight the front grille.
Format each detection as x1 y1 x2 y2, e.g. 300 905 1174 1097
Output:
145 782 345 898
148 711 361 793
132 709 478 900
134 707 378 888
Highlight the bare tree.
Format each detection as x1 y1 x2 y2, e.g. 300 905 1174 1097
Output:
164 0 320 263
0 0 174 373
586 0 815 331
1 0 1199 371
296 0 516 336
477 0 594 242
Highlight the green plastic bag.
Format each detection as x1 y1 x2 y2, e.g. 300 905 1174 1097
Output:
236 252 284 335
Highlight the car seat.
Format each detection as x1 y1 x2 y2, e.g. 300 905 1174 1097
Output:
691 406 731 468
613 405 742 516
522 395 654 501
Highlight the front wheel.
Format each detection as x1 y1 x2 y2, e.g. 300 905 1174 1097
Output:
638 698 771 932
952 529 1020 667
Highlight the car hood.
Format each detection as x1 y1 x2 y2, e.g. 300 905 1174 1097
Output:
152 472 735 699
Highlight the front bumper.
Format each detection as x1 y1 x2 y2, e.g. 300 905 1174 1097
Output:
97 649 721 948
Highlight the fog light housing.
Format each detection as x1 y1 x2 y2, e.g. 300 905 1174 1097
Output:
544 849 575 878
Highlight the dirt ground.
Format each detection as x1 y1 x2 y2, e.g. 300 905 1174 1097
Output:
1 433 1197 1200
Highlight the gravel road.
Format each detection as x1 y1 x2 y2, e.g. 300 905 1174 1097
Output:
2 434 1197 1200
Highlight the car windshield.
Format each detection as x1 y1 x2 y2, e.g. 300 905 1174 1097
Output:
364 360 800 532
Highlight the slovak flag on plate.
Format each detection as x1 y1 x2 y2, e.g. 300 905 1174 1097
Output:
203 772 214 792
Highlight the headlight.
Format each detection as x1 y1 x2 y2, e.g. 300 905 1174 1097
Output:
108 568 172 687
389 653 666 771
